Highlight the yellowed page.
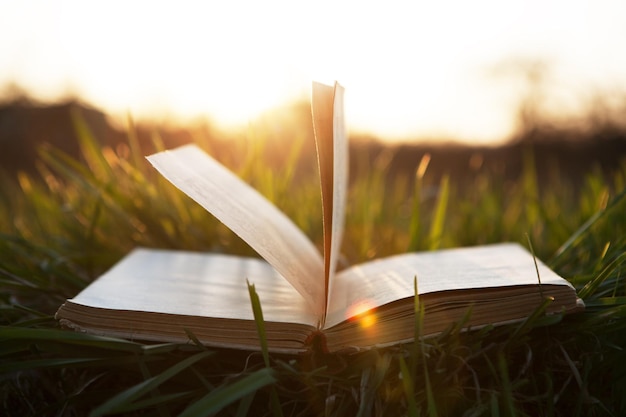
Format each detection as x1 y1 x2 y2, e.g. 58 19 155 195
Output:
147 145 325 317
65 248 319 326
311 82 334 311
311 81 348 323
325 243 574 328
329 82 348 314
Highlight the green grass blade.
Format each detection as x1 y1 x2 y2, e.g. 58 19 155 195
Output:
0 326 143 352
551 188 626 264
0 356 153 373
90 350 212 417
497 351 517 417
178 368 276 417
504 296 555 349
110 391 196 414
408 153 431 251
410 276 422 374
578 252 626 299
247 280 270 367
522 147 539 228
125 113 145 171
70 107 114 182
399 355 418 417
247 280 284 417
422 352 439 417
428 174 449 250
235 392 256 417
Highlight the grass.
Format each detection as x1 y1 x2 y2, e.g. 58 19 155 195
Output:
1 113 626 416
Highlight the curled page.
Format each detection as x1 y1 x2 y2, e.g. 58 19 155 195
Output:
147 145 325 317
311 81 348 324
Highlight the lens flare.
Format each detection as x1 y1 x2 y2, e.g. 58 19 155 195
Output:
346 299 377 329
359 313 377 329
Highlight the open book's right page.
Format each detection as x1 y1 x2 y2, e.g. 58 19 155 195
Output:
324 243 574 328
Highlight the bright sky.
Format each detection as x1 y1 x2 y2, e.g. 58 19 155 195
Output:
1 0 625 143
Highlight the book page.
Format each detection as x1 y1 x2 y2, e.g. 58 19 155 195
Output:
147 145 325 317
67 248 319 326
324 243 574 328
311 81 348 322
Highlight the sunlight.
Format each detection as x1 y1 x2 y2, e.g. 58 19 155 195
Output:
42 1 307 127
346 299 377 329
359 313 377 329
2 0 626 141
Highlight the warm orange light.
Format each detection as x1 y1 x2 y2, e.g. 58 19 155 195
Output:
5 1 624 144
359 312 377 329
347 299 377 329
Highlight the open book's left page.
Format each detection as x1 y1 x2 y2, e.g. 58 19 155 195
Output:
61 248 319 326
147 145 325 318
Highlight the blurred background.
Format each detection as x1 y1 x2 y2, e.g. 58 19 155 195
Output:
1 0 625 183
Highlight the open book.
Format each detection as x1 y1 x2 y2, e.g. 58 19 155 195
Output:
56 82 582 354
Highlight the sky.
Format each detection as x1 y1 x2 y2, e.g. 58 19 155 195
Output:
1 0 626 143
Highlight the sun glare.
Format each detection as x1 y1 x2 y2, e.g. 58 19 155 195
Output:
347 300 377 329
1 0 626 142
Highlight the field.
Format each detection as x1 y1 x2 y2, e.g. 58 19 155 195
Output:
1 106 626 416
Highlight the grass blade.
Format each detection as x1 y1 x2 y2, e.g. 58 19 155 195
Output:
0 326 143 352
399 355 418 417
428 174 449 250
578 252 626 299
551 188 626 264
497 350 517 417
247 280 270 367
247 280 284 417
70 107 114 182
178 368 276 417
408 153 431 251
90 350 213 416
